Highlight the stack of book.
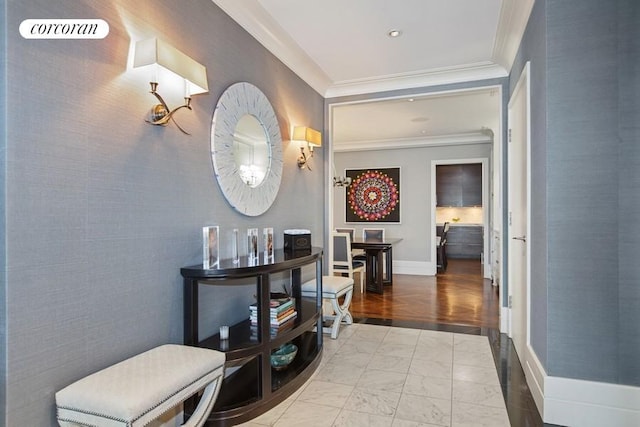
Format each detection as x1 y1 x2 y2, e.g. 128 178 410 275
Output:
249 297 297 327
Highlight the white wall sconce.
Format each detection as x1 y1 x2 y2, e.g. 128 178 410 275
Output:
293 126 321 170
133 38 208 135
333 176 352 187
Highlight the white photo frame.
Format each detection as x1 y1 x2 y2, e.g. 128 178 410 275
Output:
203 226 219 269
247 228 259 259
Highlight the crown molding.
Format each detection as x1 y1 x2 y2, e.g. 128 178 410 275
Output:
492 0 536 71
325 62 507 98
334 131 493 153
212 0 332 95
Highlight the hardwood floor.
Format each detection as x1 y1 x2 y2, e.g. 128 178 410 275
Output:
349 258 500 329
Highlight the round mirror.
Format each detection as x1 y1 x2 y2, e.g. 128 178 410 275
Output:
211 82 283 216
233 114 269 188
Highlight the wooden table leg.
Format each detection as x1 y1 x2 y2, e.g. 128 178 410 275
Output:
365 249 384 294
383 246 393 286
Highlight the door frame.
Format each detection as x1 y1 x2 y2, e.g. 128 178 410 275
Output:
506 61 532 345
430 158 491 278
326 85 504 279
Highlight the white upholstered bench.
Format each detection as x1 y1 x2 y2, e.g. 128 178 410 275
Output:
55 344 225 427
301 275 354 339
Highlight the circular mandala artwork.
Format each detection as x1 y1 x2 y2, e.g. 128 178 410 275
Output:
347 170 399 221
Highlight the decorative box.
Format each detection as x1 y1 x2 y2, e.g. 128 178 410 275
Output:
284 229 311 252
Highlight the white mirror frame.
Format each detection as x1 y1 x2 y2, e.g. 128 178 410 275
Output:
211 82 283 216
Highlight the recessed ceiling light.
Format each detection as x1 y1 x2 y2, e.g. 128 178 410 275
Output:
407 98 415 102
388 29 402 38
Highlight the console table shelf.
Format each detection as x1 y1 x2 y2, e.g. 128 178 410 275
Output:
180 248 323 426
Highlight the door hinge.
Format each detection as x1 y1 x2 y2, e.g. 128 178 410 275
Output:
509 211 512 226
508 295 513 308
508 128 512 143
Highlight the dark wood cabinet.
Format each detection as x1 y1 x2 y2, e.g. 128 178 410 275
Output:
436 164 482 207
445 225 483 259
181 248 323 426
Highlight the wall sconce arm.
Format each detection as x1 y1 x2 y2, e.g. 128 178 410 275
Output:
145 82 192 134
297 147 311 170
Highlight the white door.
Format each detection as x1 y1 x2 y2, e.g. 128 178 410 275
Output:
507 62 530 361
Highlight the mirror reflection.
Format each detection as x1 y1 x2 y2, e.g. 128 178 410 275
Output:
233 114 270 188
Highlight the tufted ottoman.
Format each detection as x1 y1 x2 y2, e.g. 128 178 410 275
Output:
301 275 354 339
55 344 225 427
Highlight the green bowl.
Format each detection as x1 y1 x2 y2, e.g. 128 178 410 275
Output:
270 343 298 370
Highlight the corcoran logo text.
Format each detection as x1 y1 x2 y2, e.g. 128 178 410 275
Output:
20 19 109 39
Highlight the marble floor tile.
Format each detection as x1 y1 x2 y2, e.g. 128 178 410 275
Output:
356 369 407 393
452 379 505 408
395 393 451 426
418 330 454 348
335 323 358 340
243 397 295 426
453 348 495 368
383 327 421 346
344 387 401 417
403 374 452 400
351 324 390 342
333 409 394 427
296 380 354 408
451 401 510 427
335 338 381 354
322 337 345 354
367 354 412 373
274 401 340 427
391 419 444 427
376 341 417 358
241 324 539 427
453 334 493 356
408 357 453 379
327 349 374 367
315 361 366 385
452 363 499 385
413 342 454 364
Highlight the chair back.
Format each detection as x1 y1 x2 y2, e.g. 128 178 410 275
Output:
335 228 356 242
363 228 385 242
332 232 352 266
442 222 450 240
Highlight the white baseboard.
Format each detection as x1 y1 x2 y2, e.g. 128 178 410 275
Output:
500 306 510 333
524 345 546 417
525 347 640 426
393 260 434 276
483 261 492 279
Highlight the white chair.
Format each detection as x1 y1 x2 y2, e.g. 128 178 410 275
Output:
336 227 364 257
301 275 354 339
332 232 365 293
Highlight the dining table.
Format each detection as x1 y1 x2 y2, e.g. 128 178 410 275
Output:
351 237 402 294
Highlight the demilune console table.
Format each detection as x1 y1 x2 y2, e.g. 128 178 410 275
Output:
180 248 323 426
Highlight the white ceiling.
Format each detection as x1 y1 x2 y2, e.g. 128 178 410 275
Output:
212 0 533 148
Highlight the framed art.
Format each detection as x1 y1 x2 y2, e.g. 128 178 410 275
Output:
263 227 274 258
345 167 400 223
247 228 259 259
202 226 219 269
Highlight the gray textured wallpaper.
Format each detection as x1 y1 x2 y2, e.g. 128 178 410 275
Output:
3 0 323 424
512 0 639 386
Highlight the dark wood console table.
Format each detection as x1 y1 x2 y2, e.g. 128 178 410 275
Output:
181 248 323 426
